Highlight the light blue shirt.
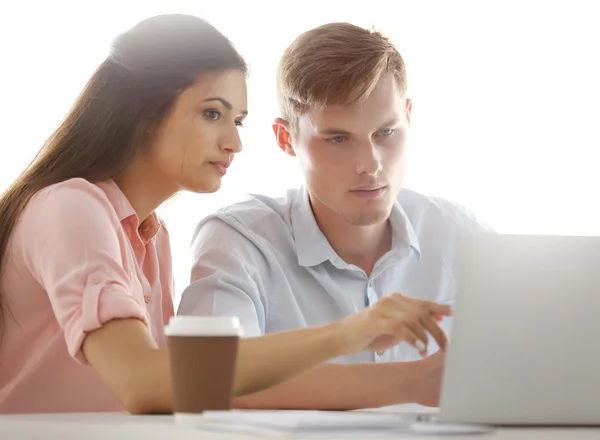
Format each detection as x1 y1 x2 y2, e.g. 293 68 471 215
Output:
178 186 489 363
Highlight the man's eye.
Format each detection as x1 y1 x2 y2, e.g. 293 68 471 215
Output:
379 128 396 137
328 136 346 143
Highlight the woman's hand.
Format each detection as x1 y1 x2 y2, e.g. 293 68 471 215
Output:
332 293 451 358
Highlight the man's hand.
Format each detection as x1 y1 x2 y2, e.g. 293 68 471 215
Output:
410 350 446 407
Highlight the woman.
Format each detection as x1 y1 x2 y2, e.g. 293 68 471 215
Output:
0 14 450 414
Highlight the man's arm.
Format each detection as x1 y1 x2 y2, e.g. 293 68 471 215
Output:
178 217 267 336
180 218 444 409
234 350 444 410
234 363 414 410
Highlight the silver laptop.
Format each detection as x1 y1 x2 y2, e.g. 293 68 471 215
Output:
435 233 600 426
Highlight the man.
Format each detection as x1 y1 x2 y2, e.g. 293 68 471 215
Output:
178 22 489 409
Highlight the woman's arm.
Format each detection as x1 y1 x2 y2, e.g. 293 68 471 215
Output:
84 294 450 414
83 318 343 414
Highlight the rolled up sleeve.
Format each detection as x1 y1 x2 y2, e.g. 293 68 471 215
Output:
20 180 148 363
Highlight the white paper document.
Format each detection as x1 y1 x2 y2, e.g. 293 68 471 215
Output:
194 410 494 437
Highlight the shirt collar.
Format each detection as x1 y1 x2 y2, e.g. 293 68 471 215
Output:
388 198 421 261
291 186 421 268
95 180 161 244
291 187 334 267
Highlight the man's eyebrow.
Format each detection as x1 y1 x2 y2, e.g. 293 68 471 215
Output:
319 128 353 136
318 118 401 136
379 118 401 128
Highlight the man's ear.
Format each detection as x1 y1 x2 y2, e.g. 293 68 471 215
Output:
405 98 413 126
272 118 296 157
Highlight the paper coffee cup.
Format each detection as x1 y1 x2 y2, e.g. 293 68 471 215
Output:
165 316 243 424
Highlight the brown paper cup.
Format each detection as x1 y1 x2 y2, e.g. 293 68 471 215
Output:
165 316 243 425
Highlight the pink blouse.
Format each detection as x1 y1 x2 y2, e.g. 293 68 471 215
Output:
0 178 175 413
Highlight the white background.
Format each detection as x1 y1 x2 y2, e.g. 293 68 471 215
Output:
1 0 599 302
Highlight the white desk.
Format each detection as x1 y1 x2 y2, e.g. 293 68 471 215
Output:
1 412 599 440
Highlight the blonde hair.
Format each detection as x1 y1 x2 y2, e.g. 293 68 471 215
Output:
276 22 407 132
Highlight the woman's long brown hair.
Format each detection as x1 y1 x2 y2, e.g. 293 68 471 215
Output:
0 14 247 334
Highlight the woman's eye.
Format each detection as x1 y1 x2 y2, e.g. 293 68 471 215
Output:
204 109 221 121
235 120 244 128
379 128 396 137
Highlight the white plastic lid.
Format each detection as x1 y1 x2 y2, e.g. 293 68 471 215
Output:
164 316 243 337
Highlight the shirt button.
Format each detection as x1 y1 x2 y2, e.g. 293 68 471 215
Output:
144 295 151 304
369 281 373 287
376 350 384 356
